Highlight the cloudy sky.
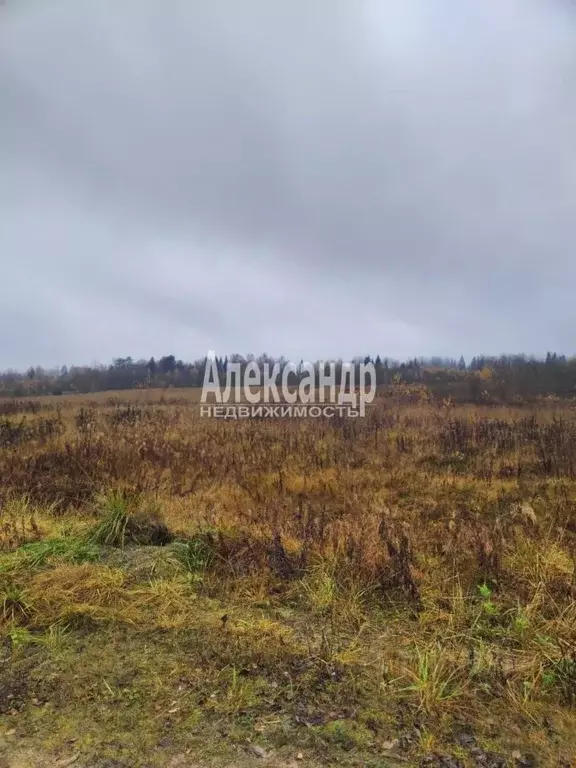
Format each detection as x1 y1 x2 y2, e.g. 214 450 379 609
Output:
1 0 576 369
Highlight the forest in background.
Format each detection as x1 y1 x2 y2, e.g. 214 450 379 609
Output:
2 352 576 403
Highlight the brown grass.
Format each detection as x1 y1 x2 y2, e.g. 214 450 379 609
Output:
0 389 575 766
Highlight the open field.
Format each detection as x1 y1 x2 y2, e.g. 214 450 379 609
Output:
1 388 576 767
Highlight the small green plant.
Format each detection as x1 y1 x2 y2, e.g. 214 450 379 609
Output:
542 656 576 705
478 582 499 618
510 609 530 639
7 626 34 649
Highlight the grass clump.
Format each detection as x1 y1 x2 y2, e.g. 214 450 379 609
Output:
168 535 215 576
1 580 33 624
543 654 576 706
25 563 128 627
87 490 173 548
398 644 466 713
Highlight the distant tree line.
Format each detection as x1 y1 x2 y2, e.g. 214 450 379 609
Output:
2 352 576 403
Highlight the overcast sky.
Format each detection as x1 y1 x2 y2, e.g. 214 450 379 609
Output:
1 0 576 369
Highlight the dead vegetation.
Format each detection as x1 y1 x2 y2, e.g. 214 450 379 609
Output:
1 389 576 766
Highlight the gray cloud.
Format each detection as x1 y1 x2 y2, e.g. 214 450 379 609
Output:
1 0 576 369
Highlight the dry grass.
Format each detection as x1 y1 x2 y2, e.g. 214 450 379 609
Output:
1 390 576 766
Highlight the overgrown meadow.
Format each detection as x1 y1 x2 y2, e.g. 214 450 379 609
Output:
1 388 575 767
